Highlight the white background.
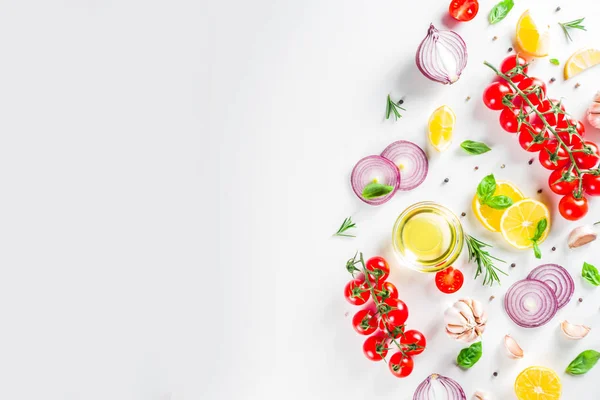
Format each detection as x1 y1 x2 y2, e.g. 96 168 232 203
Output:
1 0 599 399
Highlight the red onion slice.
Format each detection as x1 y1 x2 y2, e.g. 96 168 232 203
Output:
350 155 400 205
416 24 468 85
380 141 428 191
504 279 558 328
413 373 466 400
527 264 574 309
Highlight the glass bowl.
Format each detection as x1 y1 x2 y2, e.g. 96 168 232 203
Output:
392 201 464 273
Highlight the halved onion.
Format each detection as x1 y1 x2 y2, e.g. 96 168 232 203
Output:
413 373 466 400
350 155 400 205
504 279 558 328
380 140 429 191
416 24 468 85
527 264 574 309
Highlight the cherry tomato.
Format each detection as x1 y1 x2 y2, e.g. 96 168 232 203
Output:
374 281 398 302
363 333 388 361
539 141 569 170
435 267 464 294
344 279 370 306
449 0 479 21
583 174 600 196
499 107 521 133
400 330 427 356
537 99 565 127
365 256 390 283
378 298 409 337
573 141 600 169
500 55 529 83
388 352 414 378
548 166 579 195
352 309 378 336
559 193 588 221
483 82 512 110
517 77 547 107
557 117 585 147
518 119 548 152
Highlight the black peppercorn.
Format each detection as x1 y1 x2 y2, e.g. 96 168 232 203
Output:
461 212 466 217
444 178 449 183
474 166 479 171
579 298 583 303
552 246 556 251
537 189 543 194
397 99 404 105
493 372 498 377
550 77 556 83
528 158 534 165
556 6 561 11
511 263 516 268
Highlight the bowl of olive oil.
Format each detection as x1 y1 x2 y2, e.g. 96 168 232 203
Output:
392 202 463 273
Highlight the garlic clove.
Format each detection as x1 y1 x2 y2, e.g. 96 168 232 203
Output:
560 320 591 339
588 92 600 129
568 226 597 248
504 335 524 358
473 391 491 400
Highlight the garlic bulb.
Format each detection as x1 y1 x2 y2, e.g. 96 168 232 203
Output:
444 298 487 342
568 226 597 248
588 92 600 129
473 391 491 400
560 321 591 339
504 335 524 358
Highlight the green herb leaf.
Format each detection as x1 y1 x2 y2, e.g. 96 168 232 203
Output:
549 58 560 66
464 234 507 286
532 218 548 242
362 182 394 200
489 0 514 24
334 216 356 237
533 242 541 259
485 195 513 210
566 350 600 375
477 174 497 203
558 18 586 42
386 94 405 121
461 140 492 155
457 341 482 369
582 262 600 286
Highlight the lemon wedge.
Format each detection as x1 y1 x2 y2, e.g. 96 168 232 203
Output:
500 199 550 249
514 366 561 400
564 48 600 79
427 105 455 152
472 181 524 232
516 10 551 57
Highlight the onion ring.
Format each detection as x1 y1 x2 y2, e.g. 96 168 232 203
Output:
527 264 574 309
380 140 428 191
504 279 558 328
413 373 466 400
350 155 400 205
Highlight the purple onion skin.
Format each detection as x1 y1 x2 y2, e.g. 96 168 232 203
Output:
416 24 468 85
527 264 574 309
380 140 428 191
413 373 466 400
504 279 558 328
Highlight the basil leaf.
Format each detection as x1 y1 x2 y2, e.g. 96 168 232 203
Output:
362 182 394 200
533 242 541 259
485 195 513 210
489 0 514 24
550 58 560 66
477 174 497 202
457 341 482 369
582 262 600 286
461 140 492 155
532 218 548 242
566 350 600 375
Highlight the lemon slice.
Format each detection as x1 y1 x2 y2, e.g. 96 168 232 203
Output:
564 48 600 79
472 181 524 232
516 10 551 57
515 366 561 400
500 199 550 249
428 105 455 152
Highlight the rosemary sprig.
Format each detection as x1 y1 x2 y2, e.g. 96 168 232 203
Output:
385 94 405 121
558 18 586 42
464 234 507 286
334 216 356 237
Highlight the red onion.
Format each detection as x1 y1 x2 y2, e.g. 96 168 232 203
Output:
504 279 558 328
416 24 468 85
527 264 574 309
380 140 428 191
413 373 466 400
350 155 400 205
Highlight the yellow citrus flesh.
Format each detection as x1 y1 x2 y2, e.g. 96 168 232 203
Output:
472 181 525 232
514 366 561 400
516 10 550 57
500 199 550 249
564 48 600 79
428 105 455 152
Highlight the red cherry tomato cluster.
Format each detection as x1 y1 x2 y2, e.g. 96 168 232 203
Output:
344 255 426 378
483 55 600 221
